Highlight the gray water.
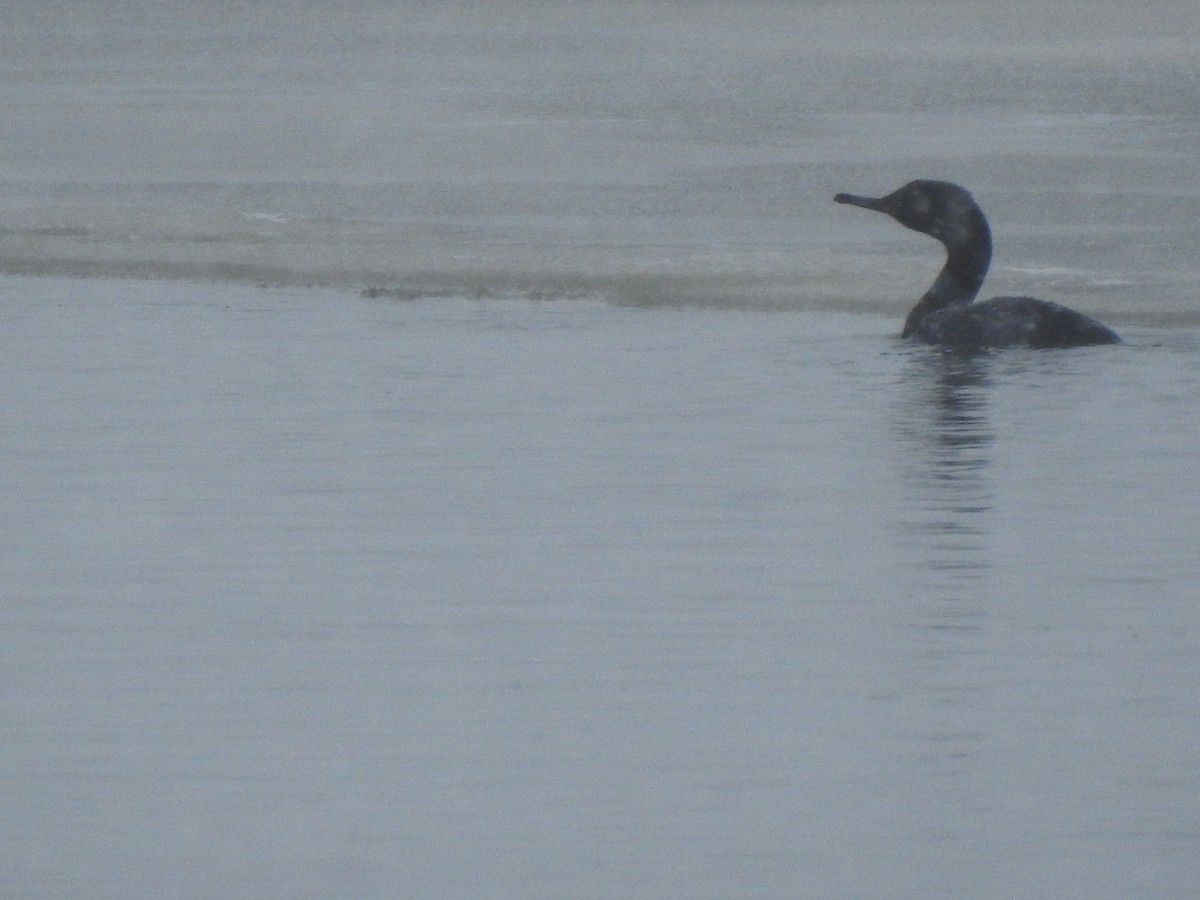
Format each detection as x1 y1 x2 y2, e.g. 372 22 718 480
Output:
4 0 1200 319
3 2 1200 898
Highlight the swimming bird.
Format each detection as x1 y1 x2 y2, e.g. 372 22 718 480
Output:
834 180 1120 348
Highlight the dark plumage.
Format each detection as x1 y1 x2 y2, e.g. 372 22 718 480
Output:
835 180 1120 349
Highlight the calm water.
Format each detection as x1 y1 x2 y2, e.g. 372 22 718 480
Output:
3 277 1199 898
3 0 1200 320
3 2 1200 897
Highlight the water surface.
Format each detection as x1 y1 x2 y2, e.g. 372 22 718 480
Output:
2 2 1200 897
3 277 1199 898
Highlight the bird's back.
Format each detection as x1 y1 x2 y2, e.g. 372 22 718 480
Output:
908 296 1121 349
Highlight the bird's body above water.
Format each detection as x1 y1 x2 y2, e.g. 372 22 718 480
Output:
834 180 1121 349
906 294 1121 348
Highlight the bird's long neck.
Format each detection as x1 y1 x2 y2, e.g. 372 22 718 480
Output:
902 211 992 337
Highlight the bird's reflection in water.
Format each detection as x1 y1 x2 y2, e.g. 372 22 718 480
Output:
895 349 995 610
891 348 997 787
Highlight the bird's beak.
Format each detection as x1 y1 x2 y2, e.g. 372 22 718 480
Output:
833 192 885 212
